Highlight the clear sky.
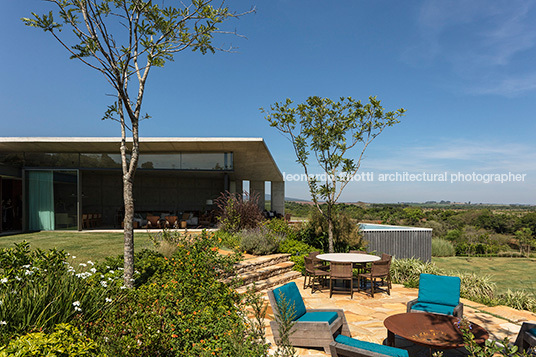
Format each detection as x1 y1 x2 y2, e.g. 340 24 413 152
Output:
1 1 535 204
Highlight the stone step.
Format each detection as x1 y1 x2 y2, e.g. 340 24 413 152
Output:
234 253 292 275
236 270 302 294
237 261 295 286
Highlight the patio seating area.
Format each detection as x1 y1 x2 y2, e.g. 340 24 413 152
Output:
263 276 535 356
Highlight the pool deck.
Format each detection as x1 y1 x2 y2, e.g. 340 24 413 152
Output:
263 276 536 356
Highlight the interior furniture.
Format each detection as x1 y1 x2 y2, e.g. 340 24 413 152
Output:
330 261 354 299
267 281 351 353
406 273 463 317
384 312 488 350
330 334 409 357
304 256 329 293
357 258 391 297
514 322 536 353
146 215 161 228
165 215 178 228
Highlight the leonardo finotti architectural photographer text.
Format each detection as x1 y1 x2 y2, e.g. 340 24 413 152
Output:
282 171 527 184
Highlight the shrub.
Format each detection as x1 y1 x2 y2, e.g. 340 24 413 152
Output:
431 238 455 257
0 242 116 346
278 239 320 273
0 323 103 356
84 230 267 356
239 226 283 255
389 258 445 288
458 273 496 304
498 289 536 312
304 210 365 252
215 191 264 233
214 230 241 251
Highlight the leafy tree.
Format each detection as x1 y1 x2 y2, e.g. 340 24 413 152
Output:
515 228 534 257
23 0 253 287
262 96 405 252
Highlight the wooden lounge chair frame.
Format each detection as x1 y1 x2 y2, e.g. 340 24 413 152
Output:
267 282 352 353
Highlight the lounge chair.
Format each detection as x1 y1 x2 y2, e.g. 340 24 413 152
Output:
267 282 351 353
330 335 409 357
514 322 536 353
406 273 463 317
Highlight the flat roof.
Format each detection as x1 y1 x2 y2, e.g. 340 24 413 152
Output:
0 137 283 182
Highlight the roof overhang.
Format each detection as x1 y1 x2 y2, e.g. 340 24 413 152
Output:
0 137 283 182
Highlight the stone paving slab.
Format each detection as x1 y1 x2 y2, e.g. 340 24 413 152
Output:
263 277 533 356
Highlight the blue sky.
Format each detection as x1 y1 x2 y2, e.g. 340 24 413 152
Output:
1 0 535 204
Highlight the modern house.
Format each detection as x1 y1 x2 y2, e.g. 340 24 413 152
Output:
0 137 284 232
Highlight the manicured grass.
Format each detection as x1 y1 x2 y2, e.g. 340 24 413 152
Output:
433 256 536 295
0 231 155 265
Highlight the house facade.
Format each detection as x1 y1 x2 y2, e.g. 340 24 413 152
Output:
0 137 284 232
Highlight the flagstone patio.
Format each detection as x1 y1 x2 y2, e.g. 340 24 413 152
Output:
263 276 535 356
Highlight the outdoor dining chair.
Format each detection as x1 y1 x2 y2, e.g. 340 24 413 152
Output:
357 258 391 298
304 256 329 293
330 261 354 299
267 282 352 353
406 273 463 317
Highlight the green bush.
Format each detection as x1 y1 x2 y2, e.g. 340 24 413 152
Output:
215 191 264 233
431 238 455 257
389 258 445 288
239 227 283 255
303 210 365 252
0 323 104 357
214 230 241 251
498 289 536 312
458 273 496 304
278 239 320 273
0 242 115 346
84 230 268 356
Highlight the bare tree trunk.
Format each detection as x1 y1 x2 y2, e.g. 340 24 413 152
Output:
123 175 135 288
328 217 334 253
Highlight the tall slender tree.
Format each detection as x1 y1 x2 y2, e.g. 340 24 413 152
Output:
263 96 405 253
23 0 253 287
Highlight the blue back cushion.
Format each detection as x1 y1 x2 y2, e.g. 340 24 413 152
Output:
273 282 306 320
297 311 339 325
527 328 536 337
335 335 409 357
418 274 460 307
411 302 455 315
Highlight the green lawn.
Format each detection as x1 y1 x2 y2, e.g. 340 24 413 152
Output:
0 231 155 265
433 256 536 295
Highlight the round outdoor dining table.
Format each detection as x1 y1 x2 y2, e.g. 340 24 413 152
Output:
316 253 381 263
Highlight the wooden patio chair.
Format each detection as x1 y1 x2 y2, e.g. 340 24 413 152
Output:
330 335 409 357
267 282 351 353
146 215 161 228
406 273 463 317
514 322 536 353
309 251 329 270
304 256 329 293
165 215 178 228
330 261 354 299
357 258 391 298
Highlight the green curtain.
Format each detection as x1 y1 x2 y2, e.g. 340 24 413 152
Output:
28 171 55 231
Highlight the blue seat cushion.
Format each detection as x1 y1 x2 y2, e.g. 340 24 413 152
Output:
411 302 455 316
418 274 460 307
297 311 339 325
273 282 307 320
526 328 536 337
335 335 409 357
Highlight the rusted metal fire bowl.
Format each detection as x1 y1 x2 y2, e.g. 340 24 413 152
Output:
384 313 489 349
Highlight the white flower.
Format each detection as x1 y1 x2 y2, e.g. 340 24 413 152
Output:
0 321 7 326
73 301 80 307
79 263 87 267
0 278 7 284
74 306 82 312
109 270 115 274
100 281 108 288
104 337 109 342
87 260 94 265
22 264 31 269
90 268 97 274
14 276 21 281
72 256 76 259
106 266 110 269
24 270 34 276
105 297 112 303
120 285 127 290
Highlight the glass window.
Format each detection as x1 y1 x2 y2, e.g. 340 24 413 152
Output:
181 153 232 170
138 154 180 169
24 153 79 168
80 153 122 168
0 153 24 167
